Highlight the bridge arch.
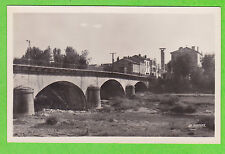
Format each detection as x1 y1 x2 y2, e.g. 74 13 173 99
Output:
34 81 86 112
135 81 148 93
100 79 125 100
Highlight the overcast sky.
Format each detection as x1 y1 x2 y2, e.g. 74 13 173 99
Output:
13 13 215 64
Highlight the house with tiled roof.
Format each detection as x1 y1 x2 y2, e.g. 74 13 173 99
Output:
170 46 203 69
112 54 158 77
112 57 139 74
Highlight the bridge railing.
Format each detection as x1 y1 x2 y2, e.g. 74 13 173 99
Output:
13 64 151 81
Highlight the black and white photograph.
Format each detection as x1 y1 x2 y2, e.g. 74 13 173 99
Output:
7 6 221 143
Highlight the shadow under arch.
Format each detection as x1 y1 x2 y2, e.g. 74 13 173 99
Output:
135 82 147 93
34 81 86 112
100 79 125 100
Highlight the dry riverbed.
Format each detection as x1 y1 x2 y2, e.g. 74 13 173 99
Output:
13 93 215 137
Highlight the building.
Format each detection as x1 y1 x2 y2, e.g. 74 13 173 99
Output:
112 54 159 77
101 63 112 72
150 58 158 77
87 64 104 71
129 54 150 75
170 46 203 69
112 57 139 74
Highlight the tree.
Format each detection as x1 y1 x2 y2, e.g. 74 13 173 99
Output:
190 67 205 91
171 54 192 79
64 46 80 68
201 54 215 76
15 46 52 66
166 61 172 73
78 50 90 69
14 45 91 69
201 54 215 93
41 46 51 65
159 54 194 93
24 47 43 62
53 48 64 66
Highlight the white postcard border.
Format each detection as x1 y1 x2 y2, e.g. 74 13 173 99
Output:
7 6 221 144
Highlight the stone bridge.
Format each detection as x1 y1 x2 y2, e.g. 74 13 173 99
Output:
13 64 151 114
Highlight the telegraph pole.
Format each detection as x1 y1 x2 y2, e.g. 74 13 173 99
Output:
110 52 116 63
110 52 116 71
26 40 31 48
26 40 31 65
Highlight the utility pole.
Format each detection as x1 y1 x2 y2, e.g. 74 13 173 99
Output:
110 52 116 72
26 40 31 48
110 52 116 63
26 40 31 65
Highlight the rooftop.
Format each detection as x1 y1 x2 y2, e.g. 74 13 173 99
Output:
170 46 203 55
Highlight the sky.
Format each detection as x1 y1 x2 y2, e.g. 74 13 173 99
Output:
13 12 216 65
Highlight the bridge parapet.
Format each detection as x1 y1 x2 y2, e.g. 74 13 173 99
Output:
13 64 151 81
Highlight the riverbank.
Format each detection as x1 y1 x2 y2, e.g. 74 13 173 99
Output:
13 92 215 137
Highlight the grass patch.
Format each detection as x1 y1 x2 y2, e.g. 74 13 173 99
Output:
135 92 160 102
170 103 196 114
45 116 58 125
110 97 140 111
98 106 113 113
158 95 196 114
160 95 179 105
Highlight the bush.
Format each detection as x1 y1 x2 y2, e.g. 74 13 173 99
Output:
110 97 139 111
45 116 58 125
198 116 214 130
170 104 185 113
170 103 196 114
158 95 196 114
160 95 179 105
184 105 196 113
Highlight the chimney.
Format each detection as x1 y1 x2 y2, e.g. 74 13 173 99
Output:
159 48 166 72
144 55 147 58
197 46 199 52
138 54 141 57
192 46 195 50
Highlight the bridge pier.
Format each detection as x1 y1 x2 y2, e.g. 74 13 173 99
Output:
125 85 135 98
86 86 101 109
13 87 35 116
